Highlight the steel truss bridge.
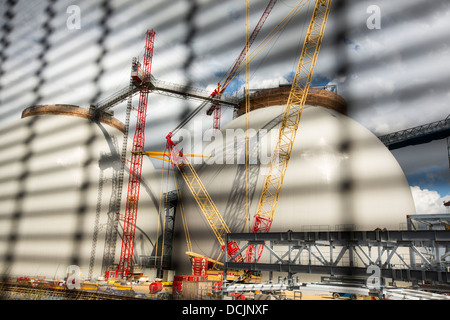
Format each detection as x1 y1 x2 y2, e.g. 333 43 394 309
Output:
377 115 450 151
223 230 450 285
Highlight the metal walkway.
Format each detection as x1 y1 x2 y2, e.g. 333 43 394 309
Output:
94 75 240 113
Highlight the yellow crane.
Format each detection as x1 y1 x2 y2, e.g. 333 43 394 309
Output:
165 135 244 262
162 0 332 269
247 0 332 262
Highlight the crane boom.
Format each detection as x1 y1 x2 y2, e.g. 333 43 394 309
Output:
247 0 332 262
221 0 278 92
208 0 278 130
166 134 243 262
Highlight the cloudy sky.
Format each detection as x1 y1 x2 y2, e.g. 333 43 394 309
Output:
0 0 449 214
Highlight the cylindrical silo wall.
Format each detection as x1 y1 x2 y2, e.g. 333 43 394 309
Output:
0 113 164 280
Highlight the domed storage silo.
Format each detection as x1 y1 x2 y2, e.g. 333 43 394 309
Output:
172 87 416 275
0 105 167 280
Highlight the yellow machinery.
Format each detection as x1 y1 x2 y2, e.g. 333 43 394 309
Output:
164 138 244 262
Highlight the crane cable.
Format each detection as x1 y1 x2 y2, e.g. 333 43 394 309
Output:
225 0 310 90
153 149 193 267
173 168 192 253
218 0 278 94
171 100 210 137
170 0 310 137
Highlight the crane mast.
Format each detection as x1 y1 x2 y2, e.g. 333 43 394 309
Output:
247 0 332 262
117 30 155 277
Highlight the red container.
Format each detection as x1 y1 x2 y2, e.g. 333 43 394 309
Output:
149 282 163 293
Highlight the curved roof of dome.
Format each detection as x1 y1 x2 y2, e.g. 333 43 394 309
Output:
21 104 126 134
173 105 415 265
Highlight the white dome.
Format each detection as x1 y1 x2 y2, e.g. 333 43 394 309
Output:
0 111 163 279
173 105 415 271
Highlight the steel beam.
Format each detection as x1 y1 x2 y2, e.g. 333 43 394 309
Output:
95 75 239 113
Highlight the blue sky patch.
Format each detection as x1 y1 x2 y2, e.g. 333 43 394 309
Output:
406 166 450 198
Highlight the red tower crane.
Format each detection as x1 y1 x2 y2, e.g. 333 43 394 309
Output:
206 0 278 130
117 29 156 277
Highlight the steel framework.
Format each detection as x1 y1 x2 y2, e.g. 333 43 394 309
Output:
166 137 243 262
139 191 178 272
407 214 450 231
101 60 136 276
378 115 450 150
117 30 155 277
223 230 450 286
93 74 239 116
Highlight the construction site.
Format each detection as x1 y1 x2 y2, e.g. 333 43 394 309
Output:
1 0 450 303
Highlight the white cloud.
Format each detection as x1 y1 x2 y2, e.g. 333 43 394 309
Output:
410 186 450 214
248 76 290 90
373 122 393 135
